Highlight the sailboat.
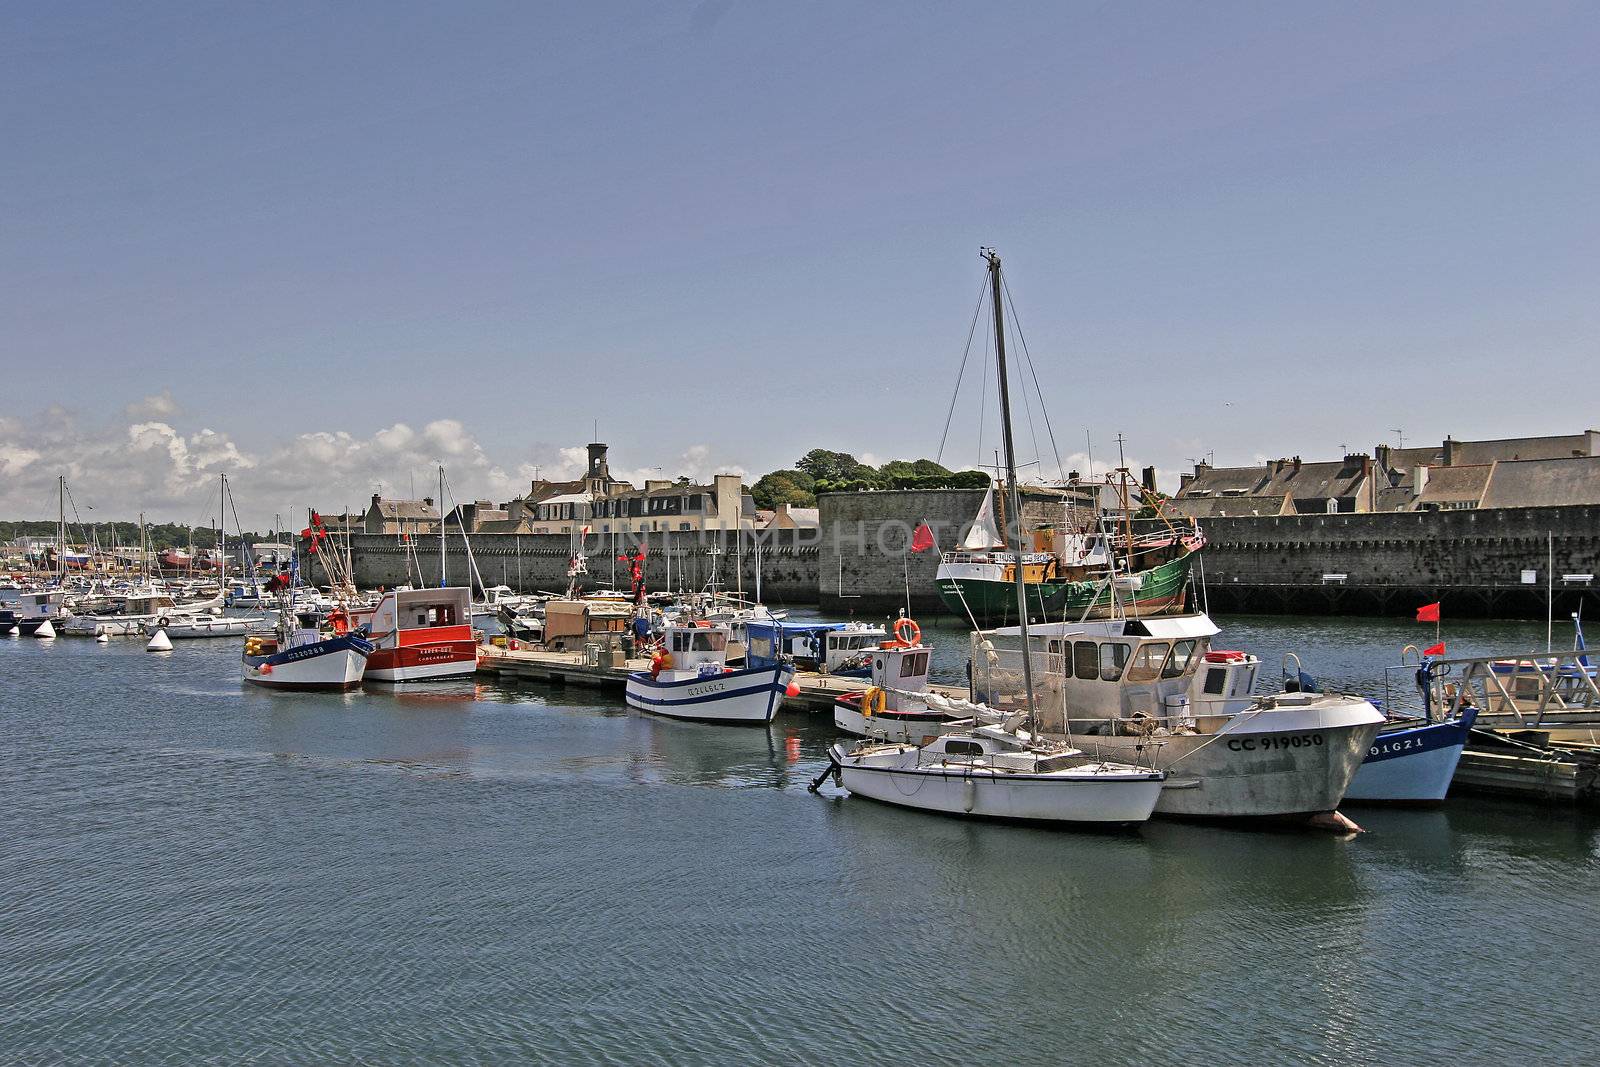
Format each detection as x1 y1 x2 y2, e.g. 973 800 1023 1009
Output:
821 250 1165 827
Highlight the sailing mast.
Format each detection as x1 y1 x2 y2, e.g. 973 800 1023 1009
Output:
219 473 228 590
985 248 1038 728
57 475 66 586
439 464 447 588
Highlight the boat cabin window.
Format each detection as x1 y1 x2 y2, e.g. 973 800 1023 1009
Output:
672 632 689 653
1202 667 1228 695
899 652 929 678
943 739 984 758
1073 641 1099 681
749 636 773 660
689 630 726 652
1100 642 1130 681
1125 642 1170 682
1163 639 1198 678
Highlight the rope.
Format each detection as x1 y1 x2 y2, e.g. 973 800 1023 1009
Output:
1002 274 1065 482
936 278 991 468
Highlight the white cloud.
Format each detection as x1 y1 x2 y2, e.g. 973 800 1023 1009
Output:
124 390 180 421
0 401 752 532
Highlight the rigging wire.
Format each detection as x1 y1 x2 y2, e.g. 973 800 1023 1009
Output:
1001 274 1066 482
935 278 991 468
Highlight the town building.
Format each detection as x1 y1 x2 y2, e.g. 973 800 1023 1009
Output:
516 442 754 535
362 495 440 536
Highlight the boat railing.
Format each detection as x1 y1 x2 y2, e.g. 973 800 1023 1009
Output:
1421 650 1600 728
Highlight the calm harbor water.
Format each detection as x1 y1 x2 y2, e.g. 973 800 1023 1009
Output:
3 614 1597 1064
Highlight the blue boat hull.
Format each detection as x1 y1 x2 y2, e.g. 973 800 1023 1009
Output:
1343 708 1477 804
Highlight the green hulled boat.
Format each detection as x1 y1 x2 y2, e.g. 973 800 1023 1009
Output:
934 485 1204 626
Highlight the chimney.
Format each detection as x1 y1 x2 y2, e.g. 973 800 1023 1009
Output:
423 496 434 508
1292 456 1302 472
371 493 381 506
1413 465 1429 495
1141 466 1157 492
1375 443 1391 469
1179 472 1194 491
1067 469 1080 482
1443 436 1457 466
1194 461 1211 476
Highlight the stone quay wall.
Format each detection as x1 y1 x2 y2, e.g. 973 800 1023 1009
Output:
1195 505 1600 618
314 529 822 607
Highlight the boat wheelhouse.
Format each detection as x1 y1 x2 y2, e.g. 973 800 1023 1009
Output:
833 640 959 746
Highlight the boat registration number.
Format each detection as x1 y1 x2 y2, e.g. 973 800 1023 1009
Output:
1226 733 1325 751
1369 736 1424 757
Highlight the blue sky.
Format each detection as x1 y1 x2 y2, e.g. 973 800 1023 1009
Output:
3 1 1597 527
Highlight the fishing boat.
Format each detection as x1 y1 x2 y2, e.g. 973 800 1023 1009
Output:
972 613 1385 821
832 624 957 745
241 608 373 690
356 587 478 683
625 620 794 725
936 482 1204 627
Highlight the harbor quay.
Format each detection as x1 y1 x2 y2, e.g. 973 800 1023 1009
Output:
324 490 1600 620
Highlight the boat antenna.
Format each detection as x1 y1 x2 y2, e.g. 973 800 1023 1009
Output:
984 248 1037 732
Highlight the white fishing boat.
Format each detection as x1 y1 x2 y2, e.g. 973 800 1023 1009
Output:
625 620 794 725
241 608 373 690
818 250 1167 829
833 624 961 745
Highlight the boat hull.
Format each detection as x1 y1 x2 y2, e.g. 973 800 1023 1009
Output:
1070 701 1383 818
833 693 955 746
242 634 372 691
936 549 1195 626
1343 710 1477 804
829 743 1164 825
625 663 794 725
363 640 479 683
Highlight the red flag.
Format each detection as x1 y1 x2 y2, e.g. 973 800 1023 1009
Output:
911 521 935 554
1423 642 1446 656
1416 602 1441 623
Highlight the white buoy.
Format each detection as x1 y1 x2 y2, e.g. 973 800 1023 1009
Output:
34 620 56 640
96 633 110 644
146 628 173 652
6 625 17 636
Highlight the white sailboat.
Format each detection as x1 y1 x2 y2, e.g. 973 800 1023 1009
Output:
821 249 1166 827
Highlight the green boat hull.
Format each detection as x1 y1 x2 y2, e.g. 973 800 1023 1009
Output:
937 550 1197 627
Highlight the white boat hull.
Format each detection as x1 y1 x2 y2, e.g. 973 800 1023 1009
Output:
150 616 261 639
833 700 954 746
625 663 793 725
242 637 370 691
830 744 1163 824
1072 699 1384 818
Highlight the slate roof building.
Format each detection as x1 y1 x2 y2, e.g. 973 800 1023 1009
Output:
362 495 440 536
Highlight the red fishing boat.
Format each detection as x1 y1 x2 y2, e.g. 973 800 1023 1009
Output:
356 587 478 683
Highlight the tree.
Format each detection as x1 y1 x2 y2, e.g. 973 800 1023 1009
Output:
750 470 816 510
795 449 874 486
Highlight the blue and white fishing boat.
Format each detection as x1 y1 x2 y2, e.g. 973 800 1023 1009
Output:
241 609 373 690
626 621 794 725
1342 654 1478 804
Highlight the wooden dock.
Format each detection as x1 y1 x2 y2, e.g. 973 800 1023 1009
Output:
474 645 967 714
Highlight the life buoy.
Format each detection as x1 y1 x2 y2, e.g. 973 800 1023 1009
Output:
156 615 170 629
894 618 921 647
863 687 886 717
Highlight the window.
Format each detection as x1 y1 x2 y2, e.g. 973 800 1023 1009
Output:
1073 641 1099 680
691 631 727 652
749 637 773 660
944 739 984 758
1202 668 1227 695
900 652 929 678
1099 642 1130 681
1126 642 1170 682
672 632 689 652
1164 639 1197 678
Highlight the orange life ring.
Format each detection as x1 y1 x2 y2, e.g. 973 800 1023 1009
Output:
894 618 921 646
